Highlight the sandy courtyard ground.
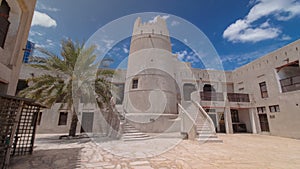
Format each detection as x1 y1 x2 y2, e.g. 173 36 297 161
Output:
9 134 300 169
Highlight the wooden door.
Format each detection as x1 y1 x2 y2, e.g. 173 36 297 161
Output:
259 114 270 132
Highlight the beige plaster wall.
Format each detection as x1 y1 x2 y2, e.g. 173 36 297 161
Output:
0 0 36 95
233 39 300 138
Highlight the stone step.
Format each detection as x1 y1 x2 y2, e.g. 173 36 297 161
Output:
122 122 152 142
123 135 151 139
196 124 209 126
123 132 148 136
197 132 215 135
198 134 218 138
122 136 152 142
196 127 213 130
123 127 139 130
197 129 215 133
197 137 223 143
123 130 140 133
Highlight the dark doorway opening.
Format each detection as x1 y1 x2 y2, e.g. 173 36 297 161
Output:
258 114 270 132
203 84 216 92
80 112 94 133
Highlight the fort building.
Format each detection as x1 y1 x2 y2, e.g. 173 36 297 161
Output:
19 16 300 140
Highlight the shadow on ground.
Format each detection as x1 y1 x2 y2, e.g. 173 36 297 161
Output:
35 134 117 145
9 148 82 169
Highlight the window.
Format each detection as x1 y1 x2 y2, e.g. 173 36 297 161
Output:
58 112 68 125
0 0 10 48
132 79 138 89
269 105 280 112
257 107 266 114
259 82 268 98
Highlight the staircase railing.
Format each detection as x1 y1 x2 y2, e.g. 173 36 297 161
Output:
178 103 197 138
192 100 216 134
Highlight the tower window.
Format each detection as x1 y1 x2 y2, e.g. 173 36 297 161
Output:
132 79 138 89
0 0 10 48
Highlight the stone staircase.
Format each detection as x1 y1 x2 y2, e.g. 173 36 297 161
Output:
187 101 222 143
195 115 223 143
121 122 152 141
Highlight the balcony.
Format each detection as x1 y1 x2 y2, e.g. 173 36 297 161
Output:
227 93 250 102
200 92 224 101
280 75 300 93
200 92 250 102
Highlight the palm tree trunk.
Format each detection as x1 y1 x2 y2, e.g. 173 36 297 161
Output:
106 105 120 138
69 108 78 137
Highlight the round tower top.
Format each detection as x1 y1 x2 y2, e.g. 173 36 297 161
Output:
132 16 170 37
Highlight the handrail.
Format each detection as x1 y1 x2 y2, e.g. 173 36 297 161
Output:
177 103 196 124
192 100 216 134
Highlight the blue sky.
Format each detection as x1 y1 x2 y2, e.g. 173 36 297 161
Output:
29 0 300 70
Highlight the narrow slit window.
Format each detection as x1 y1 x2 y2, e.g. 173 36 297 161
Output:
132 79 138 89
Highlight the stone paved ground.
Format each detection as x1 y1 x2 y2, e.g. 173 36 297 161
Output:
9 134 300 169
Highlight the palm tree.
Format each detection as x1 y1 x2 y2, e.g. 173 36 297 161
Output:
19 39 120 137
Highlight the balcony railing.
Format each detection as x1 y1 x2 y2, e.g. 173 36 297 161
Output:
200 92 250 102
227 93 250 102
280 75 300 93
200 92 224 101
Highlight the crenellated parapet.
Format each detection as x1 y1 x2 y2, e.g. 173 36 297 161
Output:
130 16 171 54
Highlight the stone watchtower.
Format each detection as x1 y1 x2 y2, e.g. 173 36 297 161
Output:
123 16 180 132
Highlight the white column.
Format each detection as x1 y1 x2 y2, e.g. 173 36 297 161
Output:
224 106 233 134
249 108 257 134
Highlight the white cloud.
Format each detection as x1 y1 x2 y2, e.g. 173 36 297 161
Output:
148 15 170 23
171 20 180 26
37 2 60 12
46 39 55 46
29 30 43 37
31 11 57 28
260 20 270 28
221 43 282 68
34 43 46 49
123 47 129 54
176 50 200 64
281 34 292 41
176 50 187 60
101 39 114 49
223 0 300 43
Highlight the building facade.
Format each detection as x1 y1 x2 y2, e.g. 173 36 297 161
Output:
0 0 36 96
19 17 300 139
